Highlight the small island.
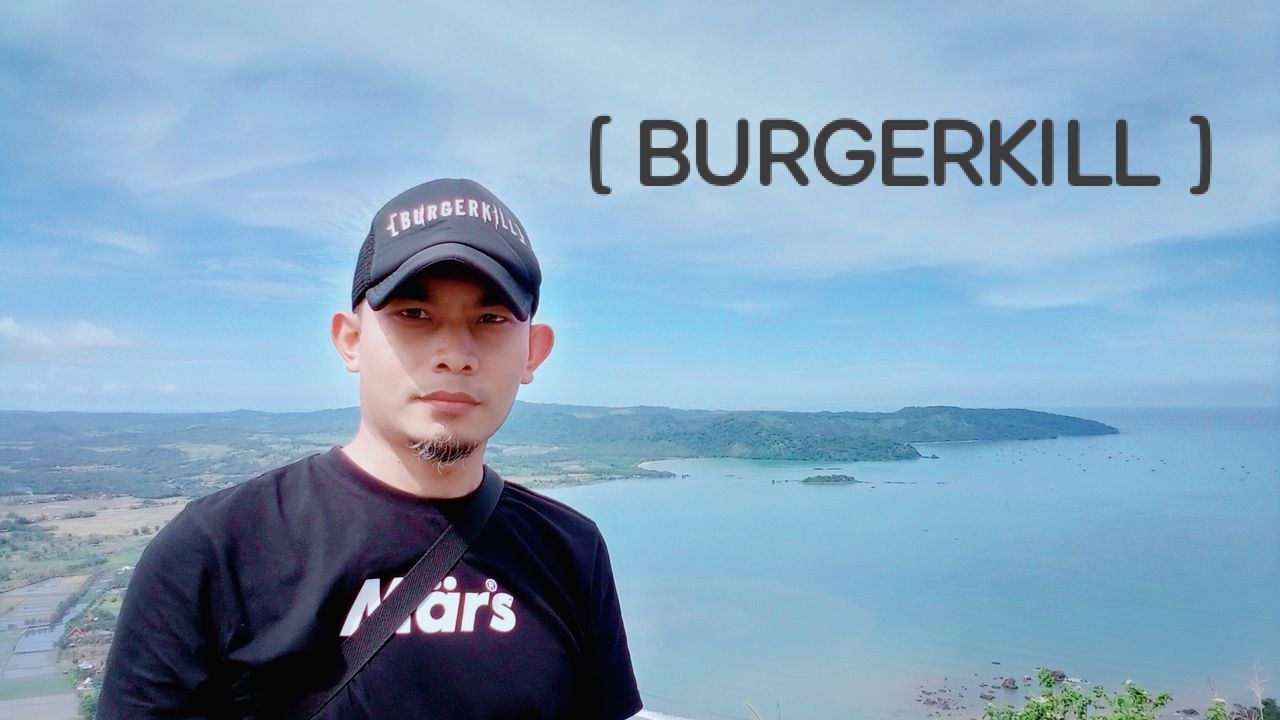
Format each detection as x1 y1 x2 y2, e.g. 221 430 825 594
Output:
801 474 863 485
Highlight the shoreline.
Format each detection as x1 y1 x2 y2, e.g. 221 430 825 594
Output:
629 663 1270 720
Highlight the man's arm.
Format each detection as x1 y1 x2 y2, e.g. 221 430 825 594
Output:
578 530 644 719
97 508 224 719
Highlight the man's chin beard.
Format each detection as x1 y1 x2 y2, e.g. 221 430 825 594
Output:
406 432 478 471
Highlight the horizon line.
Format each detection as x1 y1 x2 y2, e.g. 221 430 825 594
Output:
2 403 1278 417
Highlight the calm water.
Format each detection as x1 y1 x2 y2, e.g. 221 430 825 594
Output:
542 408 1280 720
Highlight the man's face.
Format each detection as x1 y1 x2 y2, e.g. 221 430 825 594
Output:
346 263 550 461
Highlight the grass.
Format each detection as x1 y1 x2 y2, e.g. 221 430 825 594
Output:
0 506 168 592
96 590 123 617
8 496 186 537
746 700 782 719
982 667 1277 720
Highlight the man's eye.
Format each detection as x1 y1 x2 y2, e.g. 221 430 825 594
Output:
480 313 508 324
399 308 429 320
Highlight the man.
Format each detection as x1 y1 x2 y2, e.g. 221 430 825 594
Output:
97 178 644 719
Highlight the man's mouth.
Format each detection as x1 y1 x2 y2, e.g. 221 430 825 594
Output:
418 390 479 413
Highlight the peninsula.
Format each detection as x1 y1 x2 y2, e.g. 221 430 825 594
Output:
0 403 1117 497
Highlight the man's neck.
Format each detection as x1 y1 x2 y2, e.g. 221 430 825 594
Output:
340 428 486 499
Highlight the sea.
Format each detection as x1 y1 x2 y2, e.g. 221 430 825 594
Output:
541 407 1280 720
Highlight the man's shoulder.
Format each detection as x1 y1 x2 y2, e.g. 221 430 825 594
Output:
179 449 329 528
493 473 603 541
131 451 328 578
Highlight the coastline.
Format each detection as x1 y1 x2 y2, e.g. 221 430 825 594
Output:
606 441 1276 720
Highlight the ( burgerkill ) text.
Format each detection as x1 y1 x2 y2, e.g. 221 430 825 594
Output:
588 116 1211 196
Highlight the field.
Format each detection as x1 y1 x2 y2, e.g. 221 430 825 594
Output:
0 690 77 720
0 577 87 631
0 575 91 720
1 496 183 594
0 490 188 718
12 497 185 537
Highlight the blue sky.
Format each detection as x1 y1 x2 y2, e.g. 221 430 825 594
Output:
0 1 1276 413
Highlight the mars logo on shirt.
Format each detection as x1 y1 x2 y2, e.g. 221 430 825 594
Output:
339 575 517 637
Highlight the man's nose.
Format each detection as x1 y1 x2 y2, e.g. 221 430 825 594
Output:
433 323 477 373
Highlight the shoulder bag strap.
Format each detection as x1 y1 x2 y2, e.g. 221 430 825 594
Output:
289 465 504 719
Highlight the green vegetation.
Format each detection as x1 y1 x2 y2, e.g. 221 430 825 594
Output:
79 689 101 720
984 669 1171 720
1 512 52 545
0 674 75 700
54 570 133 719
800 474 862 484
0 514 111 591
983 668 1276 720
0 503 161 592
0 404 1117 498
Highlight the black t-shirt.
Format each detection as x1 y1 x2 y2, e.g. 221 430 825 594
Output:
96 446 643 719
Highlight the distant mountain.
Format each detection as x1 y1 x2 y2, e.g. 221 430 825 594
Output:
0 404 1116 497
494 402 1116 455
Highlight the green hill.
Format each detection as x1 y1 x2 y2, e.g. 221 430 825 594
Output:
0 404 1117 497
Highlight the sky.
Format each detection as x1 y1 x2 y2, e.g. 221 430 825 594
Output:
0 1 1276 414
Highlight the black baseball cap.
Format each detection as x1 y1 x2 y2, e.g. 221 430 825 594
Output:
351 178 541 320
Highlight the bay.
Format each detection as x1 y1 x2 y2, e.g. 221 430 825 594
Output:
542 407 1280 720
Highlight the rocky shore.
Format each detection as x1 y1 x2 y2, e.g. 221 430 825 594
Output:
911 663 1245 720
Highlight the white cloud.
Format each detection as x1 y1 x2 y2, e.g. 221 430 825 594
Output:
78 228 159 256
0 0 1273 280
194 278 330 303
0 1 1275 410
684 298 783 316
976 259 1164 309
190 254 346 303
1086 301 1280 367
100 382 130 394
0 317 134 365
153 382 178 395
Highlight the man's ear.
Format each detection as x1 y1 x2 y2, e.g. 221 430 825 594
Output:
331 307 362 373
521 322 555 384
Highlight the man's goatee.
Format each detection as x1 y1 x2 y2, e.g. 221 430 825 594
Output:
406 433 477 470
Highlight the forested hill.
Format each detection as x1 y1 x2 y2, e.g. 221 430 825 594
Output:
496 403 1117 450
0 404 1116 497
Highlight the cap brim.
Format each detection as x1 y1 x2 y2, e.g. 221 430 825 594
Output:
364 242 534 321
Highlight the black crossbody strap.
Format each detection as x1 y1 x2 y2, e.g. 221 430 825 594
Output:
291 466 504 719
